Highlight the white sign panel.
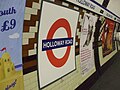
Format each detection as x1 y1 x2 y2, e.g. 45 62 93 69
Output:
38 1 79 88
80 13 97 76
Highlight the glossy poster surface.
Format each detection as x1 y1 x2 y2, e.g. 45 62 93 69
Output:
0 0 26 90
99 19 115 57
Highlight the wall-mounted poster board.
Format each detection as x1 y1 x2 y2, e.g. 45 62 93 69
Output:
101 19 115 57
0 0 26 90
80 13 97 82
98 18 117 66
38 1 79 88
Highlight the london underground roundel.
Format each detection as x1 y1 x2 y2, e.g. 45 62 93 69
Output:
46 18 72 67
38 1 79 88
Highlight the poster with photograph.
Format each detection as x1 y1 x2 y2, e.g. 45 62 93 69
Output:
99 19 115 57
0 0 26 90
38 1 79 88
80 13 97 76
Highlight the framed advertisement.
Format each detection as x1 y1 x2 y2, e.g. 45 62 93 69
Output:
99 19 115 57
80 13 97 76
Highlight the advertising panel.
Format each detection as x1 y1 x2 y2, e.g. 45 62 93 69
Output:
0 0 26 90
38 1 79 88
99 19 115 57
80 13 97 76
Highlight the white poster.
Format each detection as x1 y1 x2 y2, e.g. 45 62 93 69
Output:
38 1 79 88
80 13 97 76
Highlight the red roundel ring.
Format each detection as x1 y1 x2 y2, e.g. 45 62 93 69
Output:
46 18 72 68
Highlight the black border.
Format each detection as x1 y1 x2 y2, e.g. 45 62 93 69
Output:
37 0 80 89
37 0 44 90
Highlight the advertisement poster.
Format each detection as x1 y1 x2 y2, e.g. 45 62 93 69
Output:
99 19 115 57
114 23 119 40
0 0 26 90
80 13 97 76
38 1 79 88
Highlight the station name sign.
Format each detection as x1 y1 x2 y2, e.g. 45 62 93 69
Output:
66 0 120 23
76 0 95 10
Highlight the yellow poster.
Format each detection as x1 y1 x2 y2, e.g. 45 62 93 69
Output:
0 52 24 90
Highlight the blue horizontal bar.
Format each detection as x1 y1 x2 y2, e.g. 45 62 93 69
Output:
15 64 22 68
42 37 73 51
90 0 120 19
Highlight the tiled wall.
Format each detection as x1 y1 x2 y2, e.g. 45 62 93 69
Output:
23 0 41 74
23 0 41 89
22 0 96 90
22 0 117 90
